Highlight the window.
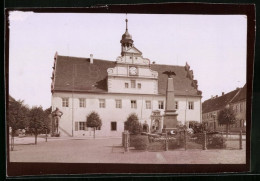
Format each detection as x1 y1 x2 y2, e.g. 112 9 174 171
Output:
158 101 164 109
79 122 86 130
62 98 69 107
236 105 239 113
240 103 243 112
115 99 122 108
188 101 194 110
79 98 86 108
175 101 178 109
125 83 129 88
99 99 106 108
146 100 151 109
111 122 117 131
138 83 141 89
131 80 136 88
131 100 137 109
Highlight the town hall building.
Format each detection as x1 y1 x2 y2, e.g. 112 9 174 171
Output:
51 19 202 137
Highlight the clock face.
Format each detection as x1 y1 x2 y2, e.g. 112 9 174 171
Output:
129 66 137 75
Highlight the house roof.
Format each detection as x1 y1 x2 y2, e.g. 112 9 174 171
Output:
52 55 202 96
9 95 16 102
202 87 244 114
230 83 247 103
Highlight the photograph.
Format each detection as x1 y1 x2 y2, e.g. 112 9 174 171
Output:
5 4 254 175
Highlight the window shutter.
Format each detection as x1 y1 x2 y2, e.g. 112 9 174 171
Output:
75 122 78 131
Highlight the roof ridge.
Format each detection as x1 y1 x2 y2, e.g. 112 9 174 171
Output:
151 63 184 67
57 55 115 62
228 88 242 104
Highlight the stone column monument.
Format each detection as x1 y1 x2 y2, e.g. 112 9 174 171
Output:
163 71 178 129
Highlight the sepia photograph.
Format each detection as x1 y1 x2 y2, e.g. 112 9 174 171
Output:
5 4 254 176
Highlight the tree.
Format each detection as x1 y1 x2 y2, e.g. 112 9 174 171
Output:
43 107 52 133
86 112 102 139
124 113 142 135
28 106 45 144
8 98 29 150
218 106 237 137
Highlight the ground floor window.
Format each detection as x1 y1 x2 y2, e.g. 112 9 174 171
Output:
79 122 86 130
111 122 117 131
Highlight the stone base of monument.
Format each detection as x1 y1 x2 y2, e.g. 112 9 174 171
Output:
163 110 178 130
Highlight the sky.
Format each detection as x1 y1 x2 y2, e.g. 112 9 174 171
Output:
8 12 247 109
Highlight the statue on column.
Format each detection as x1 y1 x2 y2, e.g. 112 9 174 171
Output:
51 107 63 135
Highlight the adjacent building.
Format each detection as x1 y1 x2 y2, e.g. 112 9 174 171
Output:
51 19 202 137
202 84 246 132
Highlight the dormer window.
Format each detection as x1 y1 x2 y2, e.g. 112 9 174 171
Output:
131 80 136 88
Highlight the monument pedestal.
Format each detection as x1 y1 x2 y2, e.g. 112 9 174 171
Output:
162 72 178 132
163 111 178 128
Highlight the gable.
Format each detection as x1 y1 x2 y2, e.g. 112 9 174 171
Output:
125 47 142 55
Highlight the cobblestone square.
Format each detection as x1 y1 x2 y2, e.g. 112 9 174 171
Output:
9 137 246 164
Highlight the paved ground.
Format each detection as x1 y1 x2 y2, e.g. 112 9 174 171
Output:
9 136 246 164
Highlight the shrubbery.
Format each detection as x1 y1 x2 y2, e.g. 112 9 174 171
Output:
208 135 227 149
189 121 206 134
130 135 149 150
125 113 142 135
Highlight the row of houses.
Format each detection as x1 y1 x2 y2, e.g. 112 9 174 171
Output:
202 84 247 132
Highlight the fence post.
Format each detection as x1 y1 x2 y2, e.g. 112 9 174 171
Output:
177 130 180 146
184 130 187 151
239 130 242 150
122 132 125 147
165 131 168 151
203 131 207 150
45 128 48 142
124 131 129 152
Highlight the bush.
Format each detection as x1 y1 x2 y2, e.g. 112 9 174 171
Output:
189 121 206 134
125 113 142 135
208 135 227 148
130 135 149 150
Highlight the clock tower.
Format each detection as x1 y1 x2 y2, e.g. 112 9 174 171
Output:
107 18 159 95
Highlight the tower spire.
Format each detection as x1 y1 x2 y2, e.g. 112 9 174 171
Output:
125 13 128 31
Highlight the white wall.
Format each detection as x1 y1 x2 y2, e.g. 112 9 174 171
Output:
52 92 201 137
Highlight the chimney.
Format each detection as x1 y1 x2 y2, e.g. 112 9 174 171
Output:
211 95 213 99
90 54 93 64
216 95 218 98
222 92 224 96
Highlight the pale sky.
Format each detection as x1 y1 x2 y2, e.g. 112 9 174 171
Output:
8 12 247 109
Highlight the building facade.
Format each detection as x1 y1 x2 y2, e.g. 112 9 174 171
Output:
51 19 202 137
202 84 246 132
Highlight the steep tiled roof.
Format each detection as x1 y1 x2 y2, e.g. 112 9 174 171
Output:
53 55 201 96
230 84 247 103
202 88 241 114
